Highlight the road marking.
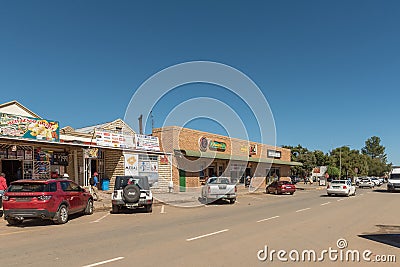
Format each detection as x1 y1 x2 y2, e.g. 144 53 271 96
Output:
257 216 280 223
295 208 311 213
249 196 263 200
337 198 345 202
82 257 124 267
161 205 166 214
320 202 331 206
91 213 110 223
186 229 229 241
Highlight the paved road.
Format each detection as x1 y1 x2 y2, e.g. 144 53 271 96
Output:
1 187 399 267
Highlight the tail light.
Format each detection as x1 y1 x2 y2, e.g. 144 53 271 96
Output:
37 195 52 201
343 186 347 189
2 195 9 201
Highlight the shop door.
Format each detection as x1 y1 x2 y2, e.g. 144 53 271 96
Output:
179 169 186 192
2 160 22 185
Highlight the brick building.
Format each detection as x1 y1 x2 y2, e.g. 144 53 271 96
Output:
152 126 301 191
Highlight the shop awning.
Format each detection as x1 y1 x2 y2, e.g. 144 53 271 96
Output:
180 150 303 166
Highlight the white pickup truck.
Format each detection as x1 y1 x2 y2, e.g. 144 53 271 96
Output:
388 167 400 192
201 177 237 204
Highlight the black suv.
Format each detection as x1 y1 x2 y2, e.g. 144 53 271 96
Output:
111 176 153 213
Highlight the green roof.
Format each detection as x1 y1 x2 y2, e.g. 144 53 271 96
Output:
181 150 302 167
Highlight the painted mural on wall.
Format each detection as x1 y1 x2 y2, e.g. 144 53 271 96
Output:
0 112 60 142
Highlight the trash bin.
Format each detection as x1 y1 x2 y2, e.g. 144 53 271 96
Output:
101 178 110 191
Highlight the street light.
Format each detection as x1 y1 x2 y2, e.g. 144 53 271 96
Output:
339 145 350 179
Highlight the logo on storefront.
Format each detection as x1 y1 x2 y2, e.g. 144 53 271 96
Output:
209 140 226 152
199 137 208 152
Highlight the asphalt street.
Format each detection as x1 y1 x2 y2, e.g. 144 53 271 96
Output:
0 187 399 267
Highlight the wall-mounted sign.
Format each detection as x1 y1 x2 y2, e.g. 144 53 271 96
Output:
249 144 257 155
209 140 226 152
0 112 59 142
53 152 69 166
160 155 169 165
84 148 99 159
95 129 135 149
240 146 248 153
267 149 281 159
134 134 160 151
124 153 139 176
199 137 208 152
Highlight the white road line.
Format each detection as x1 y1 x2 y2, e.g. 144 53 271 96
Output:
160 205 166 214
257 216 280 223
186 229 229 241
295 208 311 213
82 257 124 267
320 202 331 206
91 213 110 223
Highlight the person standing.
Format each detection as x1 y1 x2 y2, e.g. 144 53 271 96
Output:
0 172 7 195
90 172 100 201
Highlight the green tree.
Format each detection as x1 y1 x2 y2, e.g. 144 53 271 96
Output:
361 136 386 160
314 150 329 166
326 166 340 179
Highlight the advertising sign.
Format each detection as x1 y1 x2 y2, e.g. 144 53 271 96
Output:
135 134 160 151
0 112 60 142
209 140 226 152
52 152 69 166
267 149 281 159
124 153 139 176
95 129 135 149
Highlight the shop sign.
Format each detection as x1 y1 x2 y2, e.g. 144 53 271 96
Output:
240 146 248 153
84 148 99 159
25 150 33 160
134 134 160 151
0 112 60 142
52 152 69 166
209 140 226 152
249 144 257 155
95 129 135 149
124 153 139 176
160 155 169 165
267 149 281 159
199 137 208 152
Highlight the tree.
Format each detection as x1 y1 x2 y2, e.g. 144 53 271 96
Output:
326 166 340 179
361 136 386 161
314 150 329 166
283 145 316 177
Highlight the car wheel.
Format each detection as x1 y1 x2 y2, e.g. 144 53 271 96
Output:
274 189 278 195
327 193 332 196
112 204 120 214
84 199 94 215
145 204 153 213
230 198 236 204
54 204 69 224
353 190 356 196
7 218 23 226
290 192 294 195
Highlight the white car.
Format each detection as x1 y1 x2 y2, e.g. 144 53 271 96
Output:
327 180 356 196
371 177 382 186
358 177 375 188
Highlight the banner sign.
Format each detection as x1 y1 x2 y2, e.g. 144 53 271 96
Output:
209 140 226 152
124 153 139 176
0 112 59 142
134 134 160 151
95 129 135 149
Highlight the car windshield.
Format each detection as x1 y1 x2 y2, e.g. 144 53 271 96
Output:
115 176 150 190
331 180 347 184
8 182 55 192
390 174 400 180
208 177 231 184
278 181 291 185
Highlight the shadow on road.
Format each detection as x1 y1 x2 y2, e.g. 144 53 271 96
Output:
5 213 85 228
359 225 400 249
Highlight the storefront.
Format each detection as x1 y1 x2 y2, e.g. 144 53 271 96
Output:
152 126 302 191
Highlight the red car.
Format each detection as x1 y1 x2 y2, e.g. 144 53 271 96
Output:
266 180 296 195
2 179 93 225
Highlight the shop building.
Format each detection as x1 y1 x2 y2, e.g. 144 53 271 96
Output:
0 101 172 192
152 126 301 191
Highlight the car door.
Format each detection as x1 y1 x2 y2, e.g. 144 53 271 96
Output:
60 181 80 213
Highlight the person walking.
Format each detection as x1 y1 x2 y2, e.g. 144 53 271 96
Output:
90 172 100 201
0 172 8 195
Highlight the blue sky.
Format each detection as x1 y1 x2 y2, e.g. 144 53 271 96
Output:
1 1 399 164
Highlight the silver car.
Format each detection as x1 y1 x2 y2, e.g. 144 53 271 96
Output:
358 178 375 188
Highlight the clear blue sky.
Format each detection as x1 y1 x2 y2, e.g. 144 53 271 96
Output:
1 1 399 164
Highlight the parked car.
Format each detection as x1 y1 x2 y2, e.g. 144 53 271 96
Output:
371 177 382 186
2 179 94 225
266 180 296 195
387 168 400 192
201 177 237 204
111 176 153 213
327 180 356 196
358 177 375 188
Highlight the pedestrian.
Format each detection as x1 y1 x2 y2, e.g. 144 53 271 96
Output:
0 172 7 195
90 172 100 201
